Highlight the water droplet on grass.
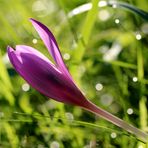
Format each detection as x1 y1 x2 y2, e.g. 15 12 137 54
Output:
50 141 60 148
63 53 70 60
133 77 138 82
127 108 133 115
22 83 30 92
111 132 117 138
115 19 120 24
136 34 142 40
95 83 103 91
32 38 38 44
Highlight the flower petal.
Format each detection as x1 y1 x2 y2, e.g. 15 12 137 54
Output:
7 45 87 106
30 18 73 82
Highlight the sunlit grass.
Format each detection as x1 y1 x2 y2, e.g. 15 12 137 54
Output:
0 0 148 147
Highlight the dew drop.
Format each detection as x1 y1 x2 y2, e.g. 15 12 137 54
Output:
32 38 38 44
22 83 30 92
111 132 117 138
133 77 138 82
127 108 133 115
98 1 107 7
98 10 110 21
50 141 60 148
101 94 113 106
136 34 142 40
63 53 70 60
115 19 120 24
65 112 74 122
95 83 103 91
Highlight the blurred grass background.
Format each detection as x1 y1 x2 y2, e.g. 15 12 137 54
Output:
0 0 148 147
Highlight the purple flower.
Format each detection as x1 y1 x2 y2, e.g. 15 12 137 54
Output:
7 18 89 107
7 18 148 142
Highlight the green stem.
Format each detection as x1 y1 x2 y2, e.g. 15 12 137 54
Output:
82 100 148 143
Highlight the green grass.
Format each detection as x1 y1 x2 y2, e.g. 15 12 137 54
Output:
0 0 148 147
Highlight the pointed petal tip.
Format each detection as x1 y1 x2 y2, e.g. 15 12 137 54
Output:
7 46 14 53
29 18 40 25
29 18 35 22
29 18 44 32
7 46 16 66
29 18 73 81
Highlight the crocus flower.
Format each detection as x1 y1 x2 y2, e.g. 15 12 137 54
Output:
7 18 148 142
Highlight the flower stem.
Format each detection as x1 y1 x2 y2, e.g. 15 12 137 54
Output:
82 100 148 143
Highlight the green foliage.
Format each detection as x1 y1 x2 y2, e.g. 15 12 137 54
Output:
0 0 148 147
